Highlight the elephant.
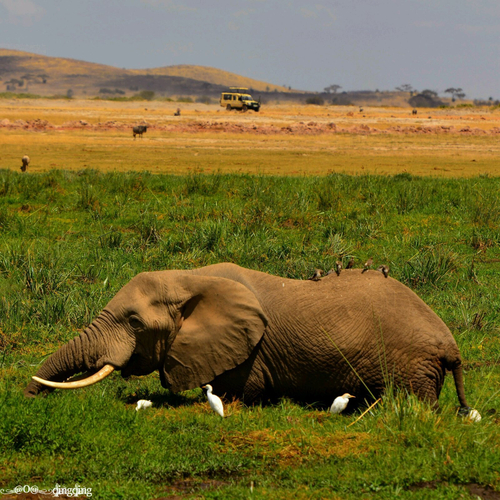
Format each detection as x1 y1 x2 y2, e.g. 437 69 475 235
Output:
25 263 470 412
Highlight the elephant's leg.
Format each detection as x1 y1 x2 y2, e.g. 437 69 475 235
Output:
211 351 270 404
410 361 445 407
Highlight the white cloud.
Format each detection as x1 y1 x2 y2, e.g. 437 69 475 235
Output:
0 0 44 17
0 0 44 25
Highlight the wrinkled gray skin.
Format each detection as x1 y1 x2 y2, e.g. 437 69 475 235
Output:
25 263 469 409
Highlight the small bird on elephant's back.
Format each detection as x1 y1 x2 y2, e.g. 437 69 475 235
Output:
362 258 373 273
308 269 324 281
326 261 342 277
377 265 390 278
334 261 342 276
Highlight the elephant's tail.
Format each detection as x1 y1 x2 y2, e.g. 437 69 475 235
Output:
446 355 469 409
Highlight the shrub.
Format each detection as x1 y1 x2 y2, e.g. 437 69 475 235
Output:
305 96 324 105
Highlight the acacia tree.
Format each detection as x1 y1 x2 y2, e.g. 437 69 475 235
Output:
324 84 342 94
396 84 414 94
444 87 465 102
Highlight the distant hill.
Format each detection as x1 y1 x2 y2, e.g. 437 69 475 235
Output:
0 49 290 98
0 48 435 107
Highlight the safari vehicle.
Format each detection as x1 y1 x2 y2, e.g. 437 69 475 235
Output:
220 87 260 112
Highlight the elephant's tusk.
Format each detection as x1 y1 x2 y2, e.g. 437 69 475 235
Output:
32 364 115 389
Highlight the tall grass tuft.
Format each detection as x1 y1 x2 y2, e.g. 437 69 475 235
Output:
400 248 458 288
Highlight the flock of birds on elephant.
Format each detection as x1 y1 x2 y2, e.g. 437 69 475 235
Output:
308 257 390 281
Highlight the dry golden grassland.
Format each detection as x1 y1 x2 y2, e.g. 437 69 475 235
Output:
1 99 499 177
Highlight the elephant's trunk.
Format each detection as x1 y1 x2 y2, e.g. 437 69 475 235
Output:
24 310 133 398
25 333 90 397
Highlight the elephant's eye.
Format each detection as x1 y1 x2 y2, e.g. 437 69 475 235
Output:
129 316 144 330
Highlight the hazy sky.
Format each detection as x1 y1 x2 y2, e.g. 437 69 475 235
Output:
0 0 498 99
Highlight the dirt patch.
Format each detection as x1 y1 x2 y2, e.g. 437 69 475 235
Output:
218 429 372 467
1 117 499 137
408 481 500 499
154 479 230 499
466 483 500 500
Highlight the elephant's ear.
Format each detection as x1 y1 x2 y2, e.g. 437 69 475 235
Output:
162 275 268 392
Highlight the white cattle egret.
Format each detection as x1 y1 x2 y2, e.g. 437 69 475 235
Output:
136 399 153 411
330 393 355 414
468 409 481 422
202 384 224 417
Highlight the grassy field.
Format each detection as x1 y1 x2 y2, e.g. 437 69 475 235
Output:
1 99 500 177
0 169 498 499
0 101 499 499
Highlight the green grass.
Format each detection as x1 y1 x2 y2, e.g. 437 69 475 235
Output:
0 170 499 499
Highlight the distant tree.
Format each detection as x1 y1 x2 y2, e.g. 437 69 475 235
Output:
66 89 74 99
396 84 414 93
421 89 438 98
306 96 324 105
324 84 342 94
455 92 466 100
6 78 24 87
408 90 443 108
330 93 353 106
444 87 463 102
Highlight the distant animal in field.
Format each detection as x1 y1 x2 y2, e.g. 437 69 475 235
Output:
412 109 418 115
174 108 181 116
132 125 148 139
20 155 30 172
